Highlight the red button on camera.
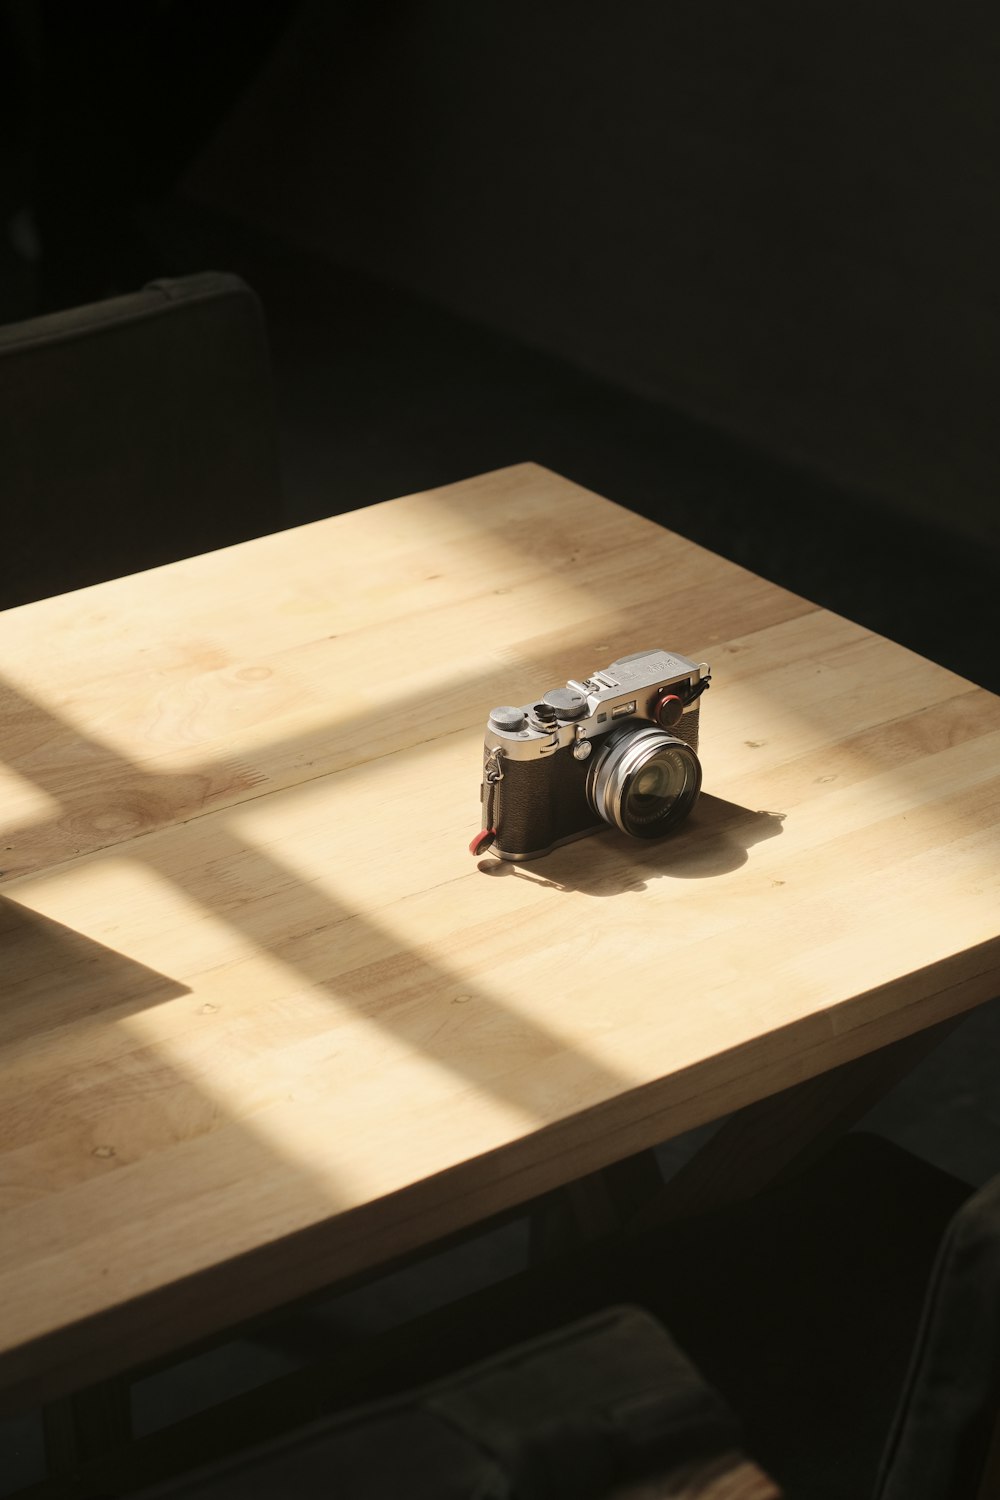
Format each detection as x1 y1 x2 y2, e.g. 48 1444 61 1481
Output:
652 691 684 728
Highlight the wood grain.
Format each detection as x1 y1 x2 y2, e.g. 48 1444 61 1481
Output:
1 463 998 1408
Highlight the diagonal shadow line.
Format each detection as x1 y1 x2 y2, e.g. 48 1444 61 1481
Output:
0 679 632 1130
132 823 632 1118
0 898 191 1048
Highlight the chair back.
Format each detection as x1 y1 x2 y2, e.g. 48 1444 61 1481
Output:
874 1170 1000 1500
0 273 281 609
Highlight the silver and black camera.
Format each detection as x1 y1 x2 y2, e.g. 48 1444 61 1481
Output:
473 648 711 861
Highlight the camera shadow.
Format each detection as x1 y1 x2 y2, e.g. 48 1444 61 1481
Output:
477 794 785 896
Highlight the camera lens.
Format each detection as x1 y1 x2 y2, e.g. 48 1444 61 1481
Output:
587 725 701 839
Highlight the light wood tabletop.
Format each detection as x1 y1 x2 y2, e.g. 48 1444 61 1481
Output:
2 463 998 1410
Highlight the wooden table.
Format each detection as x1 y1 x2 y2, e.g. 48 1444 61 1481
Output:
2 463 999 1419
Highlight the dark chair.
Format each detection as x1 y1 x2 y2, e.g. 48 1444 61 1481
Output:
615 1133 1000 1500
134 1306 776 1499
0 272 281 610
873 1159 1000 1500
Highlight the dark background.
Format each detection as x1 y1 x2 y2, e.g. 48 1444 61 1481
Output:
189 1 1000 554
0 0 996 684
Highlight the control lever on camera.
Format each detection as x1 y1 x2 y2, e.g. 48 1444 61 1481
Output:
471 746 505 855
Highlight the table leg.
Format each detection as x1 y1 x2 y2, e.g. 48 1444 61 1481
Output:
529 1148 666 1259
42 1378 132 1479
626 1015 964 1232
532 1017 964 1254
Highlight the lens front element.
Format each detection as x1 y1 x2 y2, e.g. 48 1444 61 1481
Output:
588 725 701 839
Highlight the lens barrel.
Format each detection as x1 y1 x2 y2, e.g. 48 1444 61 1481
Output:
587 724 701 839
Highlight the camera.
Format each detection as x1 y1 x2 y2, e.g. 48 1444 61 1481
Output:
472 648 710 861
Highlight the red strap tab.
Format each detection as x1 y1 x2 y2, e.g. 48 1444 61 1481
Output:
469 829 497 856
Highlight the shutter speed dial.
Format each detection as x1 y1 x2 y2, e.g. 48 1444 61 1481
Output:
541 687 587 720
